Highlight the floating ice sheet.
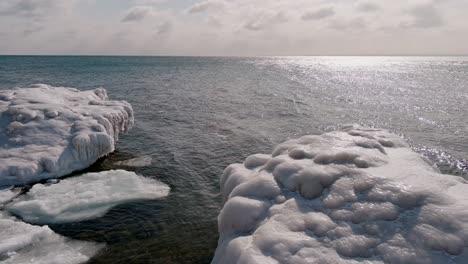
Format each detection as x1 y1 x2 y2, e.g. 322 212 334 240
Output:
0 84 134 186
213 126 468 264
0 211 102 264
6 170 170 224
114 155 153 167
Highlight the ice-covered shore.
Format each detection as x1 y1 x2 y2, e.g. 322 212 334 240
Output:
214 126 468 264
0 84 134 186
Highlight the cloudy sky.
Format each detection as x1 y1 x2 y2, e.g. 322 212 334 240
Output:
0 0 467 55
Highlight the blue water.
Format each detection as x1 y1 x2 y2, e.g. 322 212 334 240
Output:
0 56 467 263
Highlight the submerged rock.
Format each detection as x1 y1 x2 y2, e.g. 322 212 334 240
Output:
6 170 170 224
213 126 468 264
0 84 134 186
114 155 153 167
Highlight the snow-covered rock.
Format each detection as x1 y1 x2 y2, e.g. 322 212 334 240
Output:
6 170 170 224
0 84 134 186
114 155 153 167
0 211 102 264
213 126 468 264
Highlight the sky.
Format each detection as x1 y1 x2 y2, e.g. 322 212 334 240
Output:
0 0 467 56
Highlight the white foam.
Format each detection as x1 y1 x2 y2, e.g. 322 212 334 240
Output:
114 155 153 167
213 126 468 264
0 84 134 186
0 211 102 264
6 170 170 224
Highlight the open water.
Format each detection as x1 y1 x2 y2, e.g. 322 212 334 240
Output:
0 56 467 263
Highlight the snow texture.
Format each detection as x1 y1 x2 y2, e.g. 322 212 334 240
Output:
0 211 102 264
213 126 468 264
6 170 170 224
0 189 20 205
0 84 134 187
114 155 153 167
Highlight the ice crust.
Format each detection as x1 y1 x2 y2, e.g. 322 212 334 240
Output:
0 189 18 205
6 170 170 224
0 211 102 264
0 84 134 186
213 126 468 264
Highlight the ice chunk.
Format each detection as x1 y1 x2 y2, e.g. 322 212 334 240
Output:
0 84 134 186
213 126 468 264
6 170 170 224
114 155 153 167
0 212 102 264
0 189 21 205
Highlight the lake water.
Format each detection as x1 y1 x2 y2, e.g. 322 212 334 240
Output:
0 56 467 263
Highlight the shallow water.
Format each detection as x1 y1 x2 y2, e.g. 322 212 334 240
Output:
0 56 467 263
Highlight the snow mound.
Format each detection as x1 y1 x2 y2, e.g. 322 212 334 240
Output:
213 126 468 264
0 84 134 186
114 155 153 167
6 170 170 224
0 212 102 264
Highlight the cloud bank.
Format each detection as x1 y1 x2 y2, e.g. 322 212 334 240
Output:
0 0 467 55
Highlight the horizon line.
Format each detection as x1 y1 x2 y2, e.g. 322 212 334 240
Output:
1 54 468 57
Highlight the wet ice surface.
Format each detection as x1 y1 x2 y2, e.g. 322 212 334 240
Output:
0 211 103 264
0 84 133 186
214 126 468 264
6 170 170 224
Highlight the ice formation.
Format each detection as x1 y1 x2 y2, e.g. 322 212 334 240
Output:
6 170 170 224
0 211 102 264
114 155 153 167
213 126 468 264
0 189 20 205
0 84 134 186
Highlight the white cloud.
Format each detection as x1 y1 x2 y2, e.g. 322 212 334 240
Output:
121 6 154 22
356 2 380 13
0 0 74 18
302 7 335 21
0 0 467 55
244 11 288 31
155 21 172 35
408 3 443 28
330 17 367 31
132 0 165 4
187 0 225 14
